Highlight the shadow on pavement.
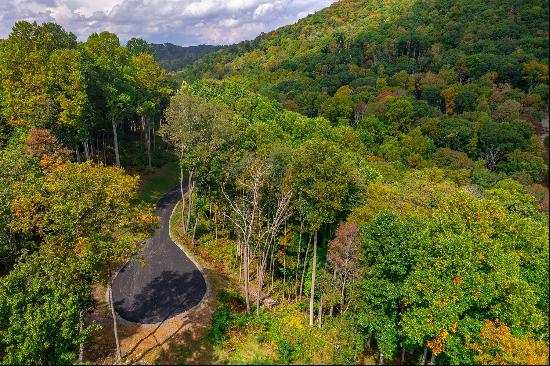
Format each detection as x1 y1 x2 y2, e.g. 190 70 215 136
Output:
114 269 205 324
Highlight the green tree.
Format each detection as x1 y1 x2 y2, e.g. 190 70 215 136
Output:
291 137 362 326
385 97 414 134
0 250 96 365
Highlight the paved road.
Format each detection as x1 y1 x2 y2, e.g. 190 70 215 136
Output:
111 186 207 324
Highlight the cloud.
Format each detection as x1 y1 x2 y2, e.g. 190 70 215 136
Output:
0 0 337 45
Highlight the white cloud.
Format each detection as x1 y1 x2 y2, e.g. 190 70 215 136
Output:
0 0 337 45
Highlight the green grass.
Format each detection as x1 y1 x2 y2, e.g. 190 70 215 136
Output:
137 161 181 204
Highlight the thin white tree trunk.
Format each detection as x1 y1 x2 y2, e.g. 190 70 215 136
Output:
83 141 91 160
282 253 286 301
244 240 251 314
429 352 435 365
192 213 199 244
299 234 312 299
108 274 121 361
186 170 194 232
79 310 84 363
143 115 152 169
295 220 302 300
179 148 186 233
256 252 266 315
341 273 347 310
102 134 106 164
309 231 317 327
112 117 120 167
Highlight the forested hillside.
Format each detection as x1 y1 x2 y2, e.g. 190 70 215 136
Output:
161 0 549 364
181 0 549 130
0 0 548 364
151 43 222 72
161 77 548 365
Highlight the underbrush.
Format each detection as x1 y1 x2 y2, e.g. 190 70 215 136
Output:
208 296 366 365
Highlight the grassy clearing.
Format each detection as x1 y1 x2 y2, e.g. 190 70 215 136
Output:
137 161 180 204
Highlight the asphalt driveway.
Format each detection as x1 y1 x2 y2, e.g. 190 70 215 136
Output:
111 186 207 324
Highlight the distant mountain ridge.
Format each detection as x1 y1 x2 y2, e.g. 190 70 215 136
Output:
151 43 223 72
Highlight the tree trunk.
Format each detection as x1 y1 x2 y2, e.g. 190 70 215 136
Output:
270 245 275 291
330 267 337 316
282 253 286 301
192 213 199 244
186 170 194 232
309 231 317 327
79 310 84 363
429 352 435 365
180 158 186 233
109 275 121 361
238 240 242 283
295 220 303 300
83 140 91 161
143 115 152 169
401 345 405 364
367 330 372 348
214 210 218 241
256 252 266 315
244 240 251 314
300 234 312 299
75 146 81 163
152 120 156 152
379 352 384 365
317 295 323 328
102 133 106 164
112 117 120 167
421 347 428 365
341 273 347 311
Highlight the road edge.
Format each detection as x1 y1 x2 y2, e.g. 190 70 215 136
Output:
167 197 212 313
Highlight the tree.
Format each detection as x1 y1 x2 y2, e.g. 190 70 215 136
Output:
400 192 547 364
162 93 234 234
328 222 360 312
129 53 170 168
0 250 96 365
319 86 355 126
467 320 549 365
126 37 155 57
290 137 362 326
9 159 155 362
497 150 547 183
222 157 269 314
0 21 85 136
356 211 427 360
522 60 548 91
81 32 131 167
492 100 522 122
431 148 473 170
385 97 414 134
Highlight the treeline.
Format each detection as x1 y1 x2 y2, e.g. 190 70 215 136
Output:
0 21 171 170
161 79 549 364
0 22 166 364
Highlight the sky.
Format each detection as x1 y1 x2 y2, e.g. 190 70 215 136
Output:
1 0 337 46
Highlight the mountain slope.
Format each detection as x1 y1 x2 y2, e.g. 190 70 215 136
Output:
178 0 549 119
